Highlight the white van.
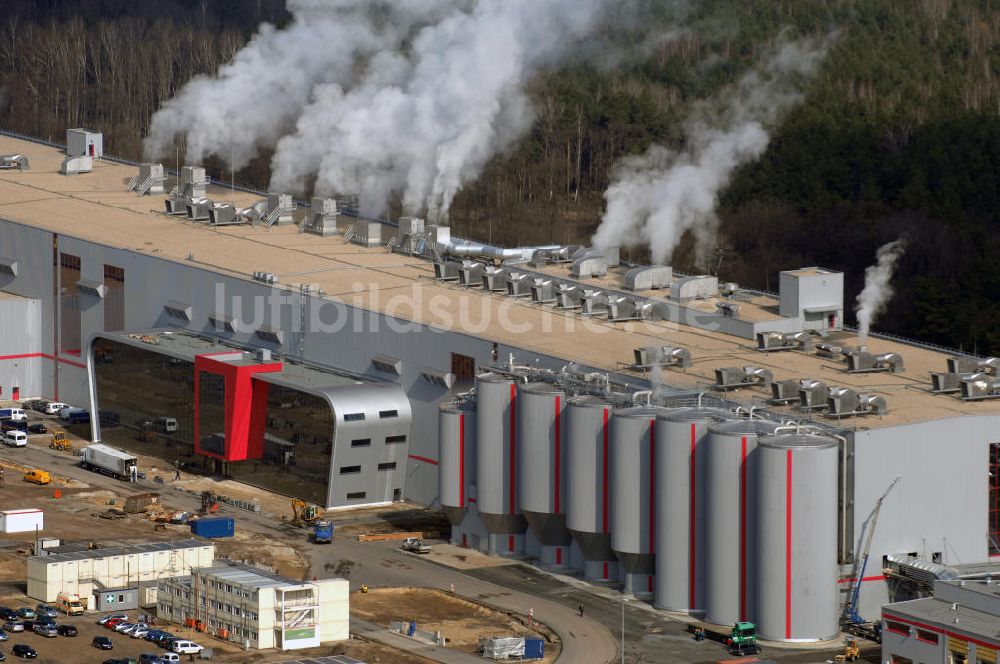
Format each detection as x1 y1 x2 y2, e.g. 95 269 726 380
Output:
44 402 68 415
159 654 180 663
154 417 177 433
170 640 203 655
0 408 26 422
2 430 27 447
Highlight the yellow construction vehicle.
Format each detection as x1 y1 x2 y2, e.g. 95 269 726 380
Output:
834 637 861 662
291 499 319 527
49 430 73 451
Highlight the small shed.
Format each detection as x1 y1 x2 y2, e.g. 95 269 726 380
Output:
93 586 138 612
66 129 103 158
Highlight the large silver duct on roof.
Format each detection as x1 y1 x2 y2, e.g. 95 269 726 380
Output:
442 240 565 263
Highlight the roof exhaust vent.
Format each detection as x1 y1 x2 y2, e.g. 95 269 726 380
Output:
757 331 814 352
555 284 582 310
716 302 741 318
433 261 460 281
252 272 277 285
798 379 828 410
769 379 801 404
623 265 672 291
482 266 509 291
303 197 338 237
960 375 1000 401
825 387 887 417
59 155 93 175
571 253 609 279
458 260 486 287
506 271 532 298
0 154 29 171
128 163 165 195
632 346 692 370
846 351 905 373
580 289 609 316
529 278 557 304
714 366 773 391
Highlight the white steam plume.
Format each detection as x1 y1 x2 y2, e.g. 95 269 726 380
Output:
269 0 626 220
591 35 831 266
855 239 906 342
144 0 469 170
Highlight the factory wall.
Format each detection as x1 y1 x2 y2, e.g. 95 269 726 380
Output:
0 295 43 399
853 416 1000 622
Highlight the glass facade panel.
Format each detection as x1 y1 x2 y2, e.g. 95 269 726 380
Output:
91 338 200 468
227 382 332 506
197 371 226 457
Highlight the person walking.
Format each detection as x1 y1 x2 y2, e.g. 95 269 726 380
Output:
578 604 585 617
0 466 5 487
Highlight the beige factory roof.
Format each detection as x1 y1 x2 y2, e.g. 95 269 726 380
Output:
0 135 996 429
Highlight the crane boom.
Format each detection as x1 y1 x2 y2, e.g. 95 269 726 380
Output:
843 476 901 625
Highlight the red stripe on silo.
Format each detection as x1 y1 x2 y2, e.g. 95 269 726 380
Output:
459 414 466 508
785 449 793 640
649 419 656 555
739 436 747 621
554 396 561 514
689 423 697 609
602 408 609 533
509 534 515 552
510 383 517 515
556 547 563 565
603 561 609 579
648 575 653 593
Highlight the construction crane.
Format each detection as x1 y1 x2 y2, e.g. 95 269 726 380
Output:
842 476 901 629
291 499 319 527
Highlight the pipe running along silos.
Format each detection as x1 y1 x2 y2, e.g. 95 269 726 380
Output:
566 396 618 582
611 406 664 598
475 373 527 554
653 408 728 613
702 419 780 626
439 401 476 546
754 433 839 642
517 382 571 567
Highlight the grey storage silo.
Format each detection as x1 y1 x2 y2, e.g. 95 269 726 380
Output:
754 434 839 642
476 373 527 554
611 406 663 598
517 382 572 567
439 402 476 545
702 419 779 626
653 408 727 613
566 396 618 582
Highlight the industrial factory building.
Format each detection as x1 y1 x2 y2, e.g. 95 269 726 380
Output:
4 132 1000 642
157 562 349 651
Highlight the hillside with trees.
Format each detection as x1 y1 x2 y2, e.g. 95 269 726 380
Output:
2 0 999 353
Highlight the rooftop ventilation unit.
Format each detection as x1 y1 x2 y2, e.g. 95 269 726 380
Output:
816 343 855 361
128 163 165 196
420 368 455 389
930 371 981 394
252 272 277 285
825 387 887 417
714 366 773 391
255 325 283 344
960 376 1000 401
798 379 828 410
607 295 640 321
262 193 295 227
527 246 573 267
76 278 106 299
530 278 557 304
715 302 741 318
209 312 237 333
770 379 801 404
0 154 29 171
179 166 208 199
163 300 192 322
555 284 582 310
623 265 672 291
947 356 1000 375
482 266 509 292
458 260 486 287
571 254 609 279
580 289 609 316
846 351 905 373
433 261 460 281
164 196 188 215
757 331 814 352
206 203 241 225
671 275 718 300
0 256 17 277
506 271 532 298
59 155 92 175
303 196 338 237
186 198 213 221
371 354 402 375
350 220 382 247
632 346 692 370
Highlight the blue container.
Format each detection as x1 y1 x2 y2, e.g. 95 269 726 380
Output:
190 516 235 538
524 637 544 660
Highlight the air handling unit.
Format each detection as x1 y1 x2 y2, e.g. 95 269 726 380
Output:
756 331 814 352
633 346 691 370
845 351 905 373
714 366 773 391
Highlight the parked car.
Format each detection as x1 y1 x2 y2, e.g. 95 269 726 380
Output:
25 424 46 434
92 635 113 650
123 624 148 636
43 403 68 415
153 634 177 648
0 629 8 641
0 421 25 433
14 609 34 621
0 609 16 621
105 618 128 629
31 624 56 638
10 645 35 659
142 630 165 642
160 654 180 663
113 622 135 633
170 640 203 655
130 626 150 639
33 606 56 620
138 654 163 664
55 624 76 637
97 614 128 626
2 622 23 633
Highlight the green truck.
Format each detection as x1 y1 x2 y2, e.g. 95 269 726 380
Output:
726 622 760 656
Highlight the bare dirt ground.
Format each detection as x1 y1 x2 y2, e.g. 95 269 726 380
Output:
351 587 561 662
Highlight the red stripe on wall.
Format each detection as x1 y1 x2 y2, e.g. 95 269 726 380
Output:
556 547 562 565
882 612 1000 651
0 352 45 361
785 449 793 640
649 419 656 555
603 561 609 579
837 575 885 584
554 396 561 514
408 454 439 466
689 423 697 609
602 408 609 534
509 534 515 552
459 414 465 508
648 575 653 593
509 383 517 515
739 436 748 622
